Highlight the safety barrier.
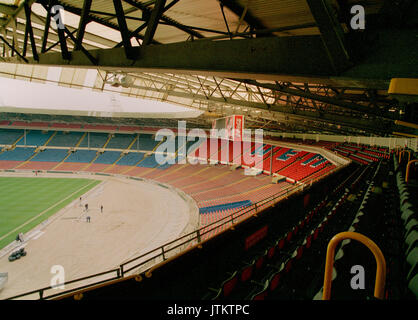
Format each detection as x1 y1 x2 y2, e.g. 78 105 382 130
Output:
322 232 386 300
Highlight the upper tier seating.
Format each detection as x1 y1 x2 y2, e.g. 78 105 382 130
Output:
78 132 109 148
106 134 135 149
47 131 84 147
84 124 118 131
50 123 82 129
138 134 160 151
16 130 53 146
0 129 22 145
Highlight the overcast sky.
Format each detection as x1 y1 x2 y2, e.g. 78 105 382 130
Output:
0 77 202 118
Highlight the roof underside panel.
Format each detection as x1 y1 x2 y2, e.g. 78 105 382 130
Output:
236 0 319 36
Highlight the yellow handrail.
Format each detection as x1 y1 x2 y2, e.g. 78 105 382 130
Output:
406 160 418 183
399 150 411 164
322 232 386 300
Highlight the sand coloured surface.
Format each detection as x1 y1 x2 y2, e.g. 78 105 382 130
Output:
0 171 198 299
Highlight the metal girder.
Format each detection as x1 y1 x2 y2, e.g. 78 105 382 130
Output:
6 20 99 52
0 35 27 62
0 4 17 15
23 1 38 61
107 71 396 125
104 78 394 134
306 0 351 73
41 1 52 53
113 0 135 59
219 0 269 33
143 0 167 46
241 80 395 120
75 0 93 51
123 0 204 39
4 27 417 90
35 0 159 45
1 35 336 77
113 1 180 48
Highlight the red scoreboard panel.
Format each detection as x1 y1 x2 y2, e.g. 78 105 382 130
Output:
211 115 244 141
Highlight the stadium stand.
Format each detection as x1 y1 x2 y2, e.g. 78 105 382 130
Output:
78 132 109 148
0 126 415 301
0 147 35 161
15 130 53 146
115 152 145 166
138 133 160 151
65 150 98 163
105 134 135 150
94 151 123 164
0 129 23 145
47 131 84 147
31 149 69 162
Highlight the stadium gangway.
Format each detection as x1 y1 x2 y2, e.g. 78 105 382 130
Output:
322 232 387 300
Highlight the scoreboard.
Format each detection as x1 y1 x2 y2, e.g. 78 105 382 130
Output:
211 115 244 141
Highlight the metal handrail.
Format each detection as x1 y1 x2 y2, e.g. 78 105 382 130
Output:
405 160 418 183
6 268 121 300
322 232 387 300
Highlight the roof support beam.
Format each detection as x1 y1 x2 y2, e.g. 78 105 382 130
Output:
35 0 150 45
114 0 179 48
123 0 204 39
40 1 71 60
3 29 417 90
114 81 393 134
23 1 38 61
143 0 167 46
4 35 335 76
40 1 52 53
75 0 93 51
56 25 70 60
241 80 395 120
63 27 98 65
113 0 135 59
219 0 269 35
306 0 351 73
0 4 17 15
0 35 28 62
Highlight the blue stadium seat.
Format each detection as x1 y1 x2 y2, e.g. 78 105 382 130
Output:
65 150 97 163
16 130 53 146
47 131 84 147
138 134 159 151
94 151 122 164
137 154 160 168
78 133 109 148
199 200 253 214
106 134 135 149
0 147 36 161
31 149 69 162
116 152 145 166
0 129 23 145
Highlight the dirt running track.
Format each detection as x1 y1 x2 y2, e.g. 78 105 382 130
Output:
0 171 199 300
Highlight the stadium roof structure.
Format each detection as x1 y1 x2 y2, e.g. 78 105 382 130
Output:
0 0 417 136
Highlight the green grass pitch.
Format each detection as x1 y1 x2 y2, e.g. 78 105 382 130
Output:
0 177 101 250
